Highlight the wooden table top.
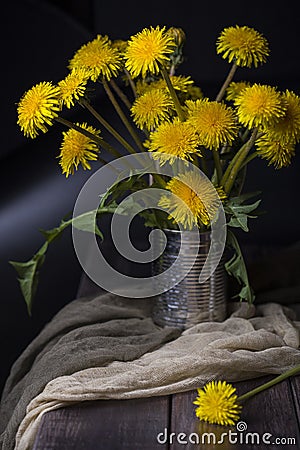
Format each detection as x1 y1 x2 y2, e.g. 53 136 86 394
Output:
32 274 300 450
32 374 300 450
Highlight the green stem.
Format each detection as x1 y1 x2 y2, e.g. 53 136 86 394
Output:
161 65 185 122
170 64 176 76
102 80 145 153
191 154 199 168
211 63 238 182
79 98 136 156
239 151 258 170
124 68 137 98
241 128 250 143
221 130 258 194
200 156 209 176
109 79 132 110
224 132 258 195
215 62 238 102
152 173 166 188
238 365 300 403
212 149 223 183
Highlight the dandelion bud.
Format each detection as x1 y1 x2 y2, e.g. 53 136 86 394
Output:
166 27 186 71
166 27 186 48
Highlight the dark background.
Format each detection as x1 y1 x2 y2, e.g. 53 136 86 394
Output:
0 0 299 394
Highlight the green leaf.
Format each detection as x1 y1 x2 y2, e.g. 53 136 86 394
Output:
225 229 255 304
229 191 262 206
225 195 261 232
99 173 148 208
12 210 106 313
9 242 49 315
39 224 66 242
227 214 249 232
228 199 261 214
72 210 103 239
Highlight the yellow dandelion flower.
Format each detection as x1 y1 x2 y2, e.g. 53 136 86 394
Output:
194 381 242 426
158 172 221 229
58 68 89 109
216 186 227 202
187 100 238 149
68 35 122 81
264 90 300 143
155 75 193 93
183 84 203 101
146 118 201 164
58 123 100 177
136 76 193 96
226 81 251 102
111 40 128 65
185 98 208 113
234 84 286 129
124 26 176 78
256 134 296 168
131 89 173 131
216 25 270 68
111 39 128 54
17 81 61 138
135 79 151 96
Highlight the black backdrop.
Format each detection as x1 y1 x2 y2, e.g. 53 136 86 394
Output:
0 0 299 394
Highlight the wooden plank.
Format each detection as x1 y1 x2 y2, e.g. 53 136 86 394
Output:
169 376 300 449
289 375 300 429
33 396 170 450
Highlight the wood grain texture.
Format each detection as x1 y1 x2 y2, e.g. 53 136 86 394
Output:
33 376 300 449
33 396 170 450
289 375 300 432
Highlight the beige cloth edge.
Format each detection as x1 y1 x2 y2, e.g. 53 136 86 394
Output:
15 302 300 450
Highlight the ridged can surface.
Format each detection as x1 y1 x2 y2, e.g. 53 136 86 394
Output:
151 229 227 329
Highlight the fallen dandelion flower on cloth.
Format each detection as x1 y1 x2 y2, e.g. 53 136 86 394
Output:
194 364 300 426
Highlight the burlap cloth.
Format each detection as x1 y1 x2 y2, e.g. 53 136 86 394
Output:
1 243 300 449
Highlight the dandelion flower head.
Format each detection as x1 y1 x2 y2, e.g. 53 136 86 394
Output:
194 381 242 426
216 25 270 68
136 75 193 97
234 84 286 129
226 81 251 102
69 35 122 81
146 118 201 164
256 134 296 168
264 90 300 143
17 81 61 138
124 26 176 78
131 89 173 131
58 123 100 177
158 171 221 229
187 100 238 149
58 68 89 109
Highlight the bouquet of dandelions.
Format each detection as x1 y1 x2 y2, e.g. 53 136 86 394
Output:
14 24 299 314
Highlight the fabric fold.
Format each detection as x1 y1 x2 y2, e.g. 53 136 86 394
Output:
1 289 300 450
0 292 180 450
9 302 300 449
